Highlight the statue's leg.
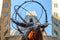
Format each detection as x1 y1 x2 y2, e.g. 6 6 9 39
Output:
34 30 43 40
39 30 43 40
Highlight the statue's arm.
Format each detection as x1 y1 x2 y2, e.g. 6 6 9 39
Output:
11 18 33 27
38 22 48 28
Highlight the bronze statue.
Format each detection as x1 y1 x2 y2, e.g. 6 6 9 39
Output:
11 18 48 40
11 1 48 40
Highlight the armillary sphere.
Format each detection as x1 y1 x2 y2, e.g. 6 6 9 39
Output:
11 0 48 40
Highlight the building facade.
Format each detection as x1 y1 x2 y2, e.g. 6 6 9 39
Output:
0 0 10 40
52 0 60 40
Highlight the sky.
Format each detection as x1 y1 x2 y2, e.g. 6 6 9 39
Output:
11 0 52 35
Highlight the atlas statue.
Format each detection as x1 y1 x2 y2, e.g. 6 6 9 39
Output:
11 0 48 40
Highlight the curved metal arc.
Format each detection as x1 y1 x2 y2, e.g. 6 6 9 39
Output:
17 1 48 23
39 8 43 20
18 4 40 23
15 8 24 34
11 5 24 34
19 2 33 15
21 7 41 23
14 6 40 24
12 23 18 30
11 22 23 34
14 3 31 23
14 6 27 23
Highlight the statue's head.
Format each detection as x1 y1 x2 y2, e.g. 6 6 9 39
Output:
29 18 33 23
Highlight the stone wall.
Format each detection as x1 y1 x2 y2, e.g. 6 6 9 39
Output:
5 35 24 40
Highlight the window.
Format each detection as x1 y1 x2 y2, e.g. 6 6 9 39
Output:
56 13 58 17
4 12 8 17
4 3 8 8
4 29 8 36
54 3 58 8
54 19 58 26
4 20 8 26
54 29 58 35
54 12 58 17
